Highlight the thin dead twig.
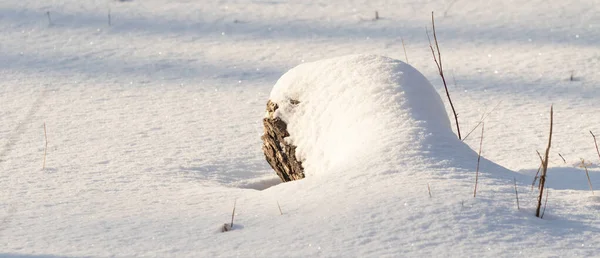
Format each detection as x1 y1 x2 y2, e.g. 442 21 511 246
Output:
474 122 484 197
401 37 409 64
427 12 461 140
531 163 542 191
580 159 595 196
536 106 553 218
46 11 52 26
231 200 236 227
532 150 544 190
427 183 432 198
43 123 48 170
443 0 458 17
222 200 237 232
536 150 544 164
591 131 600 162
277 201 283 215
514 177 520 210
541 189 549 219
558 153 566 164
462 101 502 142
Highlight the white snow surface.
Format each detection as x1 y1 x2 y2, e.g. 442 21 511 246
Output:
1 0 600 257
270 54 457 178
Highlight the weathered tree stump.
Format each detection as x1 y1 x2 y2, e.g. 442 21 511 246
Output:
261 100 305 182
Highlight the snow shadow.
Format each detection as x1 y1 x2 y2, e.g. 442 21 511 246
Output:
0 254 79 258
1 5 594 96
178 163 282 190
0 51 284 88
490 206 600 241
518 166 600 191
232 176 283 190
0 5 594 48
443 73 599 105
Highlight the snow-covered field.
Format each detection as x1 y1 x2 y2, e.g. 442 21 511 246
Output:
1 0 599 257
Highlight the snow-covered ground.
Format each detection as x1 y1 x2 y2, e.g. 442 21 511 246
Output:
1 0 599 257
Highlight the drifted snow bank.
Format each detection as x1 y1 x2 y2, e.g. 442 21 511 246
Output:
244 55 600 258
269 54 471 179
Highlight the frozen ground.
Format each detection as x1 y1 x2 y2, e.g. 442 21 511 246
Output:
1 0 599 257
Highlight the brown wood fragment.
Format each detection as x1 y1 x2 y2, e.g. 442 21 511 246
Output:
261 100 305 182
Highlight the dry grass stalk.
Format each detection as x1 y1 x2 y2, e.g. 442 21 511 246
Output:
590 131 600 162
43 122 48 170
427 12 461 140
473 122 484 197
452 73 458 88
532 150 544 190
541 189 549 218
580 159 595 196
427 183 432 198
230 200 236 226
443 0 458 17
277 201 283 215
536 150 544 164
462 101 502 142
536 106 553 218
558 153 566 164
222 200 237 232
514 177 520 210
531 163 542 191
401 37 409 64
46 11 52 25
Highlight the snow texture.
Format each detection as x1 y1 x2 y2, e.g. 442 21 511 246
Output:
1 0 600 257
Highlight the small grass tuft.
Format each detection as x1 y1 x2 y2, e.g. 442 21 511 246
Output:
221 200 237 232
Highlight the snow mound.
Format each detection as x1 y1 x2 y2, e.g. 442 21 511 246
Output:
270 54 474 179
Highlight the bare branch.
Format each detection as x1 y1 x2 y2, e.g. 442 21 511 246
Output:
428 12 461 139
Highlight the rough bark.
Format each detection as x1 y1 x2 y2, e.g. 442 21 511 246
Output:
261 100 305 182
